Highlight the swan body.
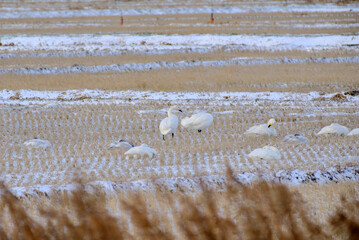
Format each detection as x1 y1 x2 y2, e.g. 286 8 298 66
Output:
283 134 309 144
124 144 157 160
181 112 213 132
348 128 359 136
159 106 182 140
248 146 281 161
317 123 349 136
24 139 51 149
245 119 278 137
109 139 134 151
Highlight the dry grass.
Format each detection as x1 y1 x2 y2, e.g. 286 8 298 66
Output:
1 13 357 35
292 182 359 226
1 0 357 93
1 2 357 35
0 171 358 239
1 62 358 92
1 46 357 93
0 2 357 237
2 49 356 70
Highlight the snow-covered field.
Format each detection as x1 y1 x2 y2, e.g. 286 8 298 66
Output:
2 33 357 54
0 89 358 198
1 1 357 19
1 89 359 103
0 0 358 221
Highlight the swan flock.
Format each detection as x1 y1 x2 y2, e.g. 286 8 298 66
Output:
109 106 357 161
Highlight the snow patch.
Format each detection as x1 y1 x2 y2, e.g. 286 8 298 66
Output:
1 90 358 106
1 34 357 54
0 3 357 19
23 139 52 149
9 165 359 198
1 57 358 75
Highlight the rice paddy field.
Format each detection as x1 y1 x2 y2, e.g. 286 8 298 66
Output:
0 0 358 238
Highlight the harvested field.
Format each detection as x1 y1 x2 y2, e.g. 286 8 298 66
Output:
0 0 358 238
0 92 358 188
1 63 358 92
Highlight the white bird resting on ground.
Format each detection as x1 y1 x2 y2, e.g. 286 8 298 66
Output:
283 134 309 144
23 138 51 149
181 111 213 133
245 118 278 137
317 123 349 136
159 105 182 140
248 146 281 161
348 128 359 136
124 144 157 160
109 139 134 151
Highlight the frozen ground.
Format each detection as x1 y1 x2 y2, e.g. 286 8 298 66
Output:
1 56 359 75
1 89 359 104
1 2 358 19
9 165 359 198
1 34 358 55
0 0 358 198
0 90 358 196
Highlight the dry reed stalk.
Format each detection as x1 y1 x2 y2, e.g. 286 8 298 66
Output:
330 197 359 240
0 170 358 239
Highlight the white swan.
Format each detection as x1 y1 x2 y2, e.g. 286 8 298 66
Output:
124 144 157 160
159 106 182 140
317 123 349 136
24 138 51 149
245 118 278 137
109 139 134 151
348 128 359 136
248 146 281 161
181 112 213 133
283 134 309 144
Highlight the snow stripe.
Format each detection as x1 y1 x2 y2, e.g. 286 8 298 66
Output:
0 4 357 19
1 34 358 53
8 165 359 198
1 57 358 75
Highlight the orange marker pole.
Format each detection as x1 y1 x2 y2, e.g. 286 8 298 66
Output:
120 15 124 25
210 0 214 23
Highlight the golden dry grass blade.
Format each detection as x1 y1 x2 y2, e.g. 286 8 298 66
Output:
0 174 358 239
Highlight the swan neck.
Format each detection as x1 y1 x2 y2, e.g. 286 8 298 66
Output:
168 107 176 117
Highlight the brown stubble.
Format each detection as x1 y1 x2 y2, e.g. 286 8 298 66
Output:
1 62 357 92
2 49 356 70
1 100 358 188
0 11 357 35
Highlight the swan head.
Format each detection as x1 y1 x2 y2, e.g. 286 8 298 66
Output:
168 106 182 115
172 106 182 112
267 118 276 128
